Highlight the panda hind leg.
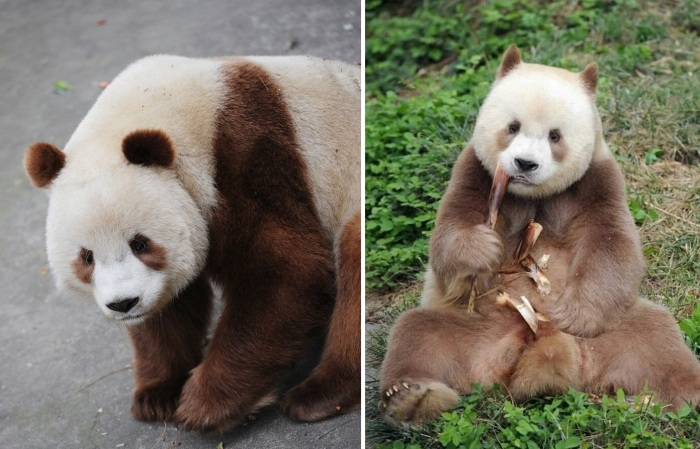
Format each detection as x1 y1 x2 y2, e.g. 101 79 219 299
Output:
379 305 529 428
380 378 459 428
586 300 700 411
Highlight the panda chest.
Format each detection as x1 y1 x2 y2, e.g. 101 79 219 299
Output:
492 205 575 303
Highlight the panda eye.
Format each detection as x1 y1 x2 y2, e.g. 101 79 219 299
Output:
508 121 520 134
130 236 149 254
81 249 93 266
549 129 561 142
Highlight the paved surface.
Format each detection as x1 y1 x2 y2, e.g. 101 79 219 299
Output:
0 0 361 448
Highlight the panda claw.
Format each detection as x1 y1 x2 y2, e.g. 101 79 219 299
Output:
402 382 410 389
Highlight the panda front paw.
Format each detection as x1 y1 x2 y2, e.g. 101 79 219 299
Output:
432 224 503 297
131 383 182 422
173 365 244 432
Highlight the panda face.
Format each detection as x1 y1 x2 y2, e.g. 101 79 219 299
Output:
46 165 208 324
72 234 169 323
472 63 598 198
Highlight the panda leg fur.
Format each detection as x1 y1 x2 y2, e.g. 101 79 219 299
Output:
283 212 362 421
127 275 213 422
174 222 335 431
579 299 700 410
379 305 532 427
507 323 583 402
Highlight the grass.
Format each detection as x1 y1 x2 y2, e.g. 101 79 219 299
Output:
365 0 700 446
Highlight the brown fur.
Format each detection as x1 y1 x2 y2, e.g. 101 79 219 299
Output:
430 147 643 336
131 234 167 271
381 300 700 427
129 274 213 422
71 248 94 284
170 60 351 431
550 133 568 163
122 129 175 168
24 142 66 187
283 212 362 420
497 45 521 80
580 63 598 97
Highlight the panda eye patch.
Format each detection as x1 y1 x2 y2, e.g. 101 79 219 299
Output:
81 248 94 266
508 121 521 134
549 129 561 142
129 235 150 254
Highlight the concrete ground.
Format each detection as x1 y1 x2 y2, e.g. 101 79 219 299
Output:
0 0 361 448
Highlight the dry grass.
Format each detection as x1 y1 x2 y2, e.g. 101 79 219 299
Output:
626 161 700 316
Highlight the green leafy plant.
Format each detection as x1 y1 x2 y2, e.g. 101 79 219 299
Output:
644 147 664 165
53 79 72 93
680 304 700 354
628 197 659 225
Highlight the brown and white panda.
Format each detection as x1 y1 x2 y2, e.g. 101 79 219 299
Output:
379 46 700 428
24 55 361 432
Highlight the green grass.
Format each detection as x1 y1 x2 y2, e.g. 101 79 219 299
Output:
365 0 700 446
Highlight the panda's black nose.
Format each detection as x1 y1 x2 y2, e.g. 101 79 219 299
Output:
107 297 140 313
514 158 539 172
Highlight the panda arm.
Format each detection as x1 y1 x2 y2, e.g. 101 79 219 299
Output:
545 159 644 337
428 148 504 299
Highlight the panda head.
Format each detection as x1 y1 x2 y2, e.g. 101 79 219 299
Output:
472 45 605 198
24 129 208 324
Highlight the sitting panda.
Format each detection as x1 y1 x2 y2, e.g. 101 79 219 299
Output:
24 55 361 432
379 46 700 428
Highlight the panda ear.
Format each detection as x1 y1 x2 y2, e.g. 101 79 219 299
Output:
122 129 175 168
580 62 598 97
24 142 66 188
496 45 521 80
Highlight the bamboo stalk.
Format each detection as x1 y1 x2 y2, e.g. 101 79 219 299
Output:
466 163 509 311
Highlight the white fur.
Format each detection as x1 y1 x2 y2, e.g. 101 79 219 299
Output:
472 63 601 198
46 55 223 323
47 169 207 323
60 55 224 215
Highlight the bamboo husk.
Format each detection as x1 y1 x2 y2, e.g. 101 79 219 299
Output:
521 254 552 295
496 292 539 333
